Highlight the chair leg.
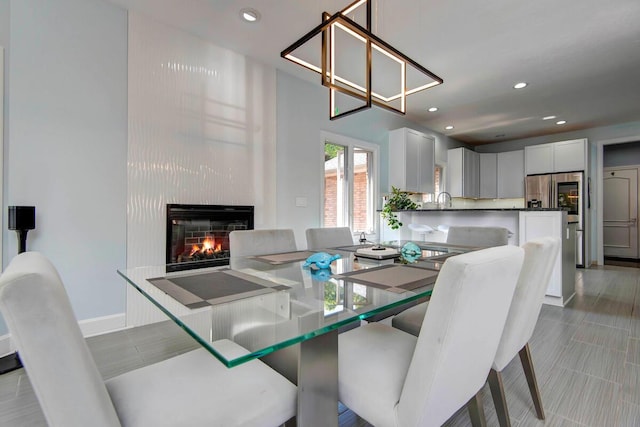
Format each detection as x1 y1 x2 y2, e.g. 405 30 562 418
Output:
519 342 545 420
467 391 487 427
488 369 511 427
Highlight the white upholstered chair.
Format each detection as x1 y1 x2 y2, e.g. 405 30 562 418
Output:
338 245 524 427
0 252 296 427
489 237 560 427
392 225 509 335
229 229 297 257
305 227 354 250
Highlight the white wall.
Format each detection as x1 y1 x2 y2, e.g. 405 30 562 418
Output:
275 71 463 248
604 141 640 167
1 0 127 337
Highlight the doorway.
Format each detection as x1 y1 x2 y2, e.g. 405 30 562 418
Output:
600 141 640 266
603 167 638 261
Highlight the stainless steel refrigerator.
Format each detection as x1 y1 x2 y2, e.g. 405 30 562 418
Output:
525 172 584 267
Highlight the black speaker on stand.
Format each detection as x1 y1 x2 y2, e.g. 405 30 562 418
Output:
9 206 36 253
0 206 36 374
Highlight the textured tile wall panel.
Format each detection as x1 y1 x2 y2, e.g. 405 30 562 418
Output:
127 12 277 326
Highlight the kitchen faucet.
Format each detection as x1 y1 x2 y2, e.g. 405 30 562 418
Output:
436 191 452 209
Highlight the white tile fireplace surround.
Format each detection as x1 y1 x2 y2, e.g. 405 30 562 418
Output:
125 12 277 327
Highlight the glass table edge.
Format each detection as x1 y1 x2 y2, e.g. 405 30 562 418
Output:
117 269 433 368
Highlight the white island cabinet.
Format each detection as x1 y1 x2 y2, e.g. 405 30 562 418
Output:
380 208 576 306
518 210 576 306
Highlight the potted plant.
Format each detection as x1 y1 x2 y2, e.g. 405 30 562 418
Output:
381 186 418 229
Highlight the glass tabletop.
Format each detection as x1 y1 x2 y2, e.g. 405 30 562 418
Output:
117 248 457 367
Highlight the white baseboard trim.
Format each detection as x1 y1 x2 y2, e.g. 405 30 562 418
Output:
543 294 564 307
0 334 12 358
0 312 128 358
79 313 127 337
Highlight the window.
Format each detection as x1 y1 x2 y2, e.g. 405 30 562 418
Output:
322 132 378 234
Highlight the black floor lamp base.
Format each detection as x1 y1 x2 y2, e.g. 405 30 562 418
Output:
0 352 22 375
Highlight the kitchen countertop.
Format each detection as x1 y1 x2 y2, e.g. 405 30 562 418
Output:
380 208 567 212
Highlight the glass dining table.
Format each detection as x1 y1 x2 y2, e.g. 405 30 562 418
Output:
117 241 472 426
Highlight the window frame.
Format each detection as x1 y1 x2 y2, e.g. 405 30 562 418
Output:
320 131 379 236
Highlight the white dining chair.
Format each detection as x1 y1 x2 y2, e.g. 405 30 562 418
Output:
229 229 297 257
338 245 524 427
392 225 509 335
489 237 560 427
305 227 354 250
0 252 296 427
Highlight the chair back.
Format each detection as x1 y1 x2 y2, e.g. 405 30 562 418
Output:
446 226 509 247
492 237 560 371
229 229 297 257
0 252 121 427
397 245 524 427
305 227 354 250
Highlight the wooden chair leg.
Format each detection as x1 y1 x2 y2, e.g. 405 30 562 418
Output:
488 368 511 427
519 342 545 420
467 391 487 427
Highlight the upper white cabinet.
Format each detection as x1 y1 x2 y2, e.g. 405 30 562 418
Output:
497 150 524 198
524 144 554 175
448 147 479 198
553 139 587 172
389 128 435 193
479 153 497 199
525 139 587 174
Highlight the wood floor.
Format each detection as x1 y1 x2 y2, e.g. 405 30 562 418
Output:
1 264 640 426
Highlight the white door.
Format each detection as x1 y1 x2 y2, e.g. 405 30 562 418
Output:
603 167 638 258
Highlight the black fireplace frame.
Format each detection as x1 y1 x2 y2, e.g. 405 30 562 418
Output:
166 204 254 272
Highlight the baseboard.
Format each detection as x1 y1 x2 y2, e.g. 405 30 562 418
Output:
79 312 127 337
0 312 127 358
543 294 564 307
0 334 12 358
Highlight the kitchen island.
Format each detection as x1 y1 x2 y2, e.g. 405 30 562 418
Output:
380 208 576 307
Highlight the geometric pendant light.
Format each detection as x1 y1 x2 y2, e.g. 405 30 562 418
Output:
281 0 443 119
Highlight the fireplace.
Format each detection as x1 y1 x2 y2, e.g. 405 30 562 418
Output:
166 204 254 272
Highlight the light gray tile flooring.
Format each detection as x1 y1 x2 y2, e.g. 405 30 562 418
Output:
1 265 639 426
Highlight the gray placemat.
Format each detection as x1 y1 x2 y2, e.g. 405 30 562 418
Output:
252 251 317 265
334 244 374 252
149 270 289 308
334 264 438 293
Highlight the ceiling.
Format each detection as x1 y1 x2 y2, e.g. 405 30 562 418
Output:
108 0 640 145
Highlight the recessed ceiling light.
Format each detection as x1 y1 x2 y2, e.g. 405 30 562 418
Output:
445 125 454 130
556 120 567 125
513 82 528 89
240 8 260 22
542 115 557 120
428 107 438 112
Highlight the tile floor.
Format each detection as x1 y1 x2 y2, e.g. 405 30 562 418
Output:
1 265 639 426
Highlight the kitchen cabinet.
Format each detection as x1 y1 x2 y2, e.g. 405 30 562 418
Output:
518 210 575 306
389 128 435 193
524 144 554 175
525 139 587 174
497 150 524 198
553 139 586 172
479 153 497 199
448 147 479 198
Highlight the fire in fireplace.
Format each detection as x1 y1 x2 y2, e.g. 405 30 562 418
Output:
166 204 254 272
